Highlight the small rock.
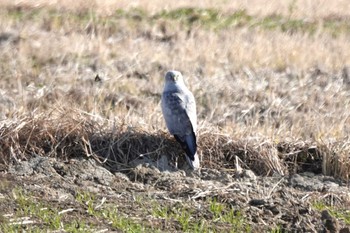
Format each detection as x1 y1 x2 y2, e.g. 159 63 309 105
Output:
290 174 324 191
9 161 34 176
249 199 266 206
323 181 339 191
298 208 309 215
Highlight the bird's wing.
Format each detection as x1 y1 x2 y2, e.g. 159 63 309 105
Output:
161 91 194 136
184 91 197 133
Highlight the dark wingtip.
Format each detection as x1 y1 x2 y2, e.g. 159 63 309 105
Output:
174 134 197 161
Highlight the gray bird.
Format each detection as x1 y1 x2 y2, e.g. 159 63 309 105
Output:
161 70 200 169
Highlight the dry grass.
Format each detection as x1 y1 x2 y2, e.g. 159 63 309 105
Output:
0 1 350 180
2 0 350 19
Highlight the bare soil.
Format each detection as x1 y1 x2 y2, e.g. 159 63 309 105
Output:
1 156 349 232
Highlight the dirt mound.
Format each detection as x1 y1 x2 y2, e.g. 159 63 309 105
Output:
1 156 349 232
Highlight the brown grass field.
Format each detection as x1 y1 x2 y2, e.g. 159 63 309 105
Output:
0 0 350 232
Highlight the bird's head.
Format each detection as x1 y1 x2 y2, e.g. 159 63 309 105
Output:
165 70 184 85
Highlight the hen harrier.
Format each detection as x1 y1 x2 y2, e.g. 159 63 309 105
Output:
161 70 200 169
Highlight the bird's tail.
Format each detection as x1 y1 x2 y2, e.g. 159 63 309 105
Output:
174 133 200 170
185 152 200 170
